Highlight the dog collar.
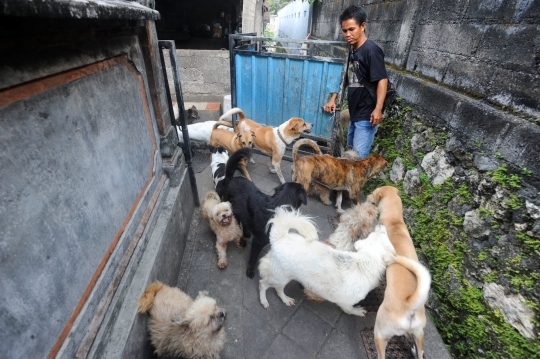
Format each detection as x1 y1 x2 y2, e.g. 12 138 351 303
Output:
277 128 289 145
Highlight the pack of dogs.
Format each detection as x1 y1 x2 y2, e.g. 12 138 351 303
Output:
139 108 432 359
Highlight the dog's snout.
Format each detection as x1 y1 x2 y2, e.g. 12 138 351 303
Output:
222 213 227 218
218 310 226 318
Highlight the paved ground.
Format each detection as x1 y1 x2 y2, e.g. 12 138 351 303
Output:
175 146 452 359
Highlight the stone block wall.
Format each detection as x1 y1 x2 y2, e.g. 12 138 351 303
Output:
312 0 540 118
164 49 231 102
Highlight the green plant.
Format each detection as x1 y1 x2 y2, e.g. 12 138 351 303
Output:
490 165 521 188
495 151 504 159
474 140 483 147
503 194 523 210
522 167 532 176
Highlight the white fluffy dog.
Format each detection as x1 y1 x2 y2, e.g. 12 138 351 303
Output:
326 201 379 251
258 206 396 316
202 191 244 268
137 281 226 359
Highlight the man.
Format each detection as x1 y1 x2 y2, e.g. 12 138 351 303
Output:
324 5 388 159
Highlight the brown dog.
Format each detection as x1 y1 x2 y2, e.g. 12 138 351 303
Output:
219 108 313 184
209 120 255 180
367 186 431 359
292 139 387 211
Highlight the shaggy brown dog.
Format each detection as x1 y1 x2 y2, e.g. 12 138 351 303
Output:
292 139 387 210
219 108 313 184
326 201 379 251
367 186 431 359
209 120 255 180
137 281 226 359
202 191 244 268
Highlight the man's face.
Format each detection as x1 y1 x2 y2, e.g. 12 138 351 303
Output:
341 18 366 47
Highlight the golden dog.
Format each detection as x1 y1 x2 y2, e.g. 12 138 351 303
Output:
292 139 387 211
219 108 313 184
209 120 255 180
367 186 432 359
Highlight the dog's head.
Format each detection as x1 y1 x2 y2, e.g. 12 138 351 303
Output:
353 224 395 255
177 291 226 335
212 201 234 226
285 117 313 137
364 154 388 178
367 186 400 206
340 201 379 240
272 182 308 208
186 105 200 124
235 131 255 148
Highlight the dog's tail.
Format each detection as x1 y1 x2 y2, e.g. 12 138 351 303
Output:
393 256 431 310
137 280 165 314
225 147 251 179
219 107 246 122
267 206 318 243
212 120 235 131
292 138 322 163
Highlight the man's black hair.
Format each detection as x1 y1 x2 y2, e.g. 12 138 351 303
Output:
339 5 367 26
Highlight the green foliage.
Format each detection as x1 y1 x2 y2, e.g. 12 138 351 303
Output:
503 193 522 210
522 167 533 176
474 140 483 147
490 164 521 188
495 151 504 159
516 231 540 251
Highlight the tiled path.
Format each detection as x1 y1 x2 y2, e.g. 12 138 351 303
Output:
175 146 451 359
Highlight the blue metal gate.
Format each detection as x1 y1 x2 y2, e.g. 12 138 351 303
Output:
229 35 347 156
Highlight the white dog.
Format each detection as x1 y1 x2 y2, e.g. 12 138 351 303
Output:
258 206 397 316
177 121 234 144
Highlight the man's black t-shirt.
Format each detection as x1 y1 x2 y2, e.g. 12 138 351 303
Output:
347 39 387 121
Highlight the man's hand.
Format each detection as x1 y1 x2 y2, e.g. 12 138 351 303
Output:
323 93 338 113
370 108 383 126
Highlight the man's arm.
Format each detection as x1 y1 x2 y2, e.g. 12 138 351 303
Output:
323 93 338 113
370 78 387 126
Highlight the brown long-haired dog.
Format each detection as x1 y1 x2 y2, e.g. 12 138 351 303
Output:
138 281 226 359
366 186 431 359
292 139 387 211
202 191 244 268
209 120 255 180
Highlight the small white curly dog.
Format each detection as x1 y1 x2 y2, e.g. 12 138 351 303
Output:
202 191 244 268
137 281 226 359
258 206 397 316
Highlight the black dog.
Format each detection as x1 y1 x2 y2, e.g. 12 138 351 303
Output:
218 148 308 278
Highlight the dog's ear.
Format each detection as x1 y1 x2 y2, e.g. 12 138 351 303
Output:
299 190 308 205
197 290 209 299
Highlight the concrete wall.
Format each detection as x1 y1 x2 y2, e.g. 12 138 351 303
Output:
242 0 264 35
312 0 540 118
276 1 312 40
165 49 231 102
0 1 195 358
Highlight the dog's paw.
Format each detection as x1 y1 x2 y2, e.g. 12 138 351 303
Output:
246 268 255 279
321 199 332 206
250 158 256 164
236 238 247 248
218 260 228 268
260 299 269 309
336 207 345 214
282 296 295 306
